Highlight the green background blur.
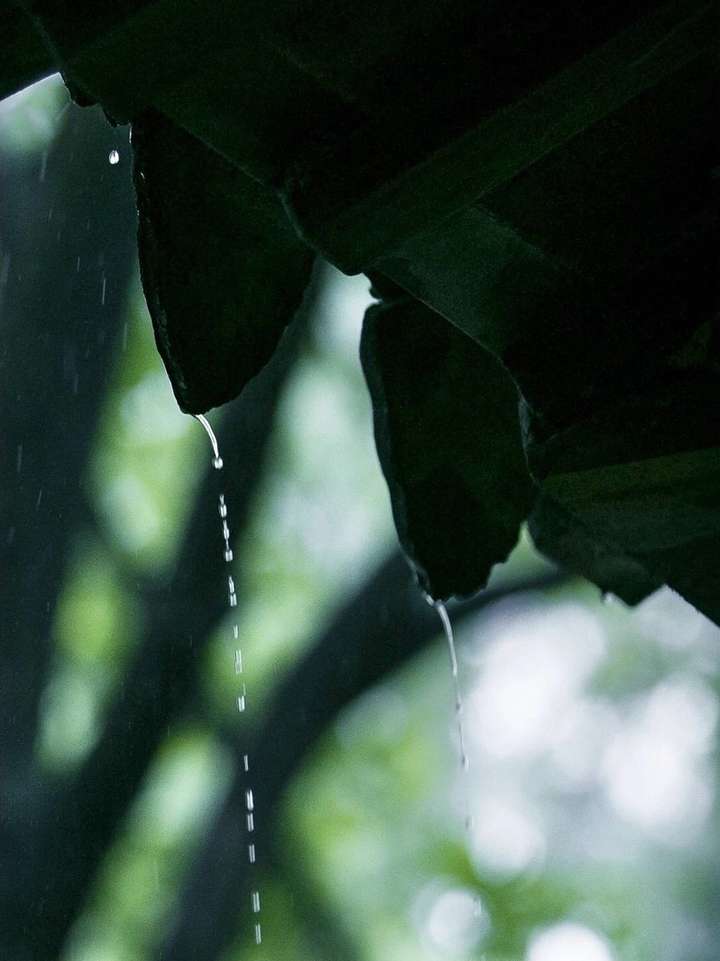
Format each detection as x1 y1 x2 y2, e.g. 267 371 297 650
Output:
2 77 720 961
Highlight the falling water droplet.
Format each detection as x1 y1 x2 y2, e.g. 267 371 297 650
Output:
193 412 264 949
108 149 120 165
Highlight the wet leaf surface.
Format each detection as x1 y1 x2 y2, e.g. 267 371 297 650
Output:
132 111 314 413
361 285 535 600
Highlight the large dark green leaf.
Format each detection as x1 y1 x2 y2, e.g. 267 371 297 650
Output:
529 494 662 606
527 374 720 622
132 111 314 413
360 284 535 600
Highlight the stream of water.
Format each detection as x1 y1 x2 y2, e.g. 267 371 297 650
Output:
195 414 263 948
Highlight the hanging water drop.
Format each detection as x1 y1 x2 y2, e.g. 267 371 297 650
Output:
108 149 120 165
194 414 222 469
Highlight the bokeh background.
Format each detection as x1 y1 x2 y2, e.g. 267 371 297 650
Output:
2 76 720 961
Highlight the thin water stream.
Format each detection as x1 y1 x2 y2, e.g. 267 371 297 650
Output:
427 596 474 834
195 414 263 948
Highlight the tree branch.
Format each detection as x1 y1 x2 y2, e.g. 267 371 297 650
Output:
159 556 566 961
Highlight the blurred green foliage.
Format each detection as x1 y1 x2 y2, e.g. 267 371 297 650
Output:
2 76 720 961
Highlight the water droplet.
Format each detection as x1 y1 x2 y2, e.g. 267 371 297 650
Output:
237 686 246 712
254 923 262 945
213 456 224 470
234 650 243 674
252 891 261 913
224 548 234 562
243 754 249 772
16 443 23 474
248 843 256 863
229 593 238 608
108 149 120 165
245 790 255 812
247 813 255 832
222 521 230 540
233 625 239 640
101 275 107 305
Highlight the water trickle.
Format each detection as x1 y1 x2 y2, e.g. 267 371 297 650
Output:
427 595 482 914
108 149 120 165
193 412 264 949
430 598 469 775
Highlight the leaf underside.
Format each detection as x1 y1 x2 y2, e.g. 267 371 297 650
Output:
361 285 535 600
132 111 314 413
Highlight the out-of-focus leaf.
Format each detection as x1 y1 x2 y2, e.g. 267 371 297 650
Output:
527 375 720 623
132 111 314 413
529 494 661 605
360 284 534 600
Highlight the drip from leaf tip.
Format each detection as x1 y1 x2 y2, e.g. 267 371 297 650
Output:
193 413 223 469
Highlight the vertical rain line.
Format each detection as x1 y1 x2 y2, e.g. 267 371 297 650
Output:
194 414 263 948
430 597 473 831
